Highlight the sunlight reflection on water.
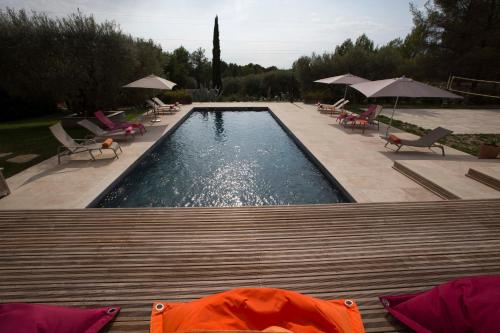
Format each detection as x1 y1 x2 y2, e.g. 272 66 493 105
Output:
97 111 346 207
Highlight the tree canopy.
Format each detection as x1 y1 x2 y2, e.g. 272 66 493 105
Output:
0 8 164 118
293 0 500 100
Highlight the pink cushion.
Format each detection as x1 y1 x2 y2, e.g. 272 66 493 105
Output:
0 303 120 333
379 276 500 333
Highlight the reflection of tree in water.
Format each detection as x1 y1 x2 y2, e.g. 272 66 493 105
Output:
214 111 225 137
199 111 209 120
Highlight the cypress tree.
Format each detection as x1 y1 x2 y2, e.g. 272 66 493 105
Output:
212 15 222 90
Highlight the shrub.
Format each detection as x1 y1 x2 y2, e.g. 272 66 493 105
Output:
302 90 338 104
222 77 242 95
161 90 192 104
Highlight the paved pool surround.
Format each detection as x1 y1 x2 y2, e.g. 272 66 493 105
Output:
2 102 496 209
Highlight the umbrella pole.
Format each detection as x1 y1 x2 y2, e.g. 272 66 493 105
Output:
343 86 348 100
385 96 399 137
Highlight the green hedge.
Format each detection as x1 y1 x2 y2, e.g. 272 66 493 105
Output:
221 70 299 100
302 90 340 104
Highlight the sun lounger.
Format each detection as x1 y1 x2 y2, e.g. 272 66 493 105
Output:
319 100 349 115
146 100 176 115
0 168 10 198
78 120 136 140
152 97 181 112
317 99 348 114
94 111 145 134
317 98 344 112
383 127 453 156
368 105 384 129
337 104 376 125
343 105 383 132
50 122 122 164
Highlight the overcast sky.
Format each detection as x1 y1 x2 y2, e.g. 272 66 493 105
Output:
1 0 426 68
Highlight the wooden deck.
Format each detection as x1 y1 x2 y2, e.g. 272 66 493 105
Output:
1 200 500 332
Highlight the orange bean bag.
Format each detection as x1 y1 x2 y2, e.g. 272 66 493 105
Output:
150 288 365 333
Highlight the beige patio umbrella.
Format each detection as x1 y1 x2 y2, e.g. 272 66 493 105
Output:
123 74 177 122
314 73 370 99
123 74 176 90
350 76 463 136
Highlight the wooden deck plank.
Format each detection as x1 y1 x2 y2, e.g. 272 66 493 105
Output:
0 199 499 332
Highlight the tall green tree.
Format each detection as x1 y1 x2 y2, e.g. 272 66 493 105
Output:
411 0 500 80
212 15 222 90
190 47 210 88
164 46 196 88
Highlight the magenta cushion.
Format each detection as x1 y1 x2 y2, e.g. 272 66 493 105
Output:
379 275 500 333
0 303 120 333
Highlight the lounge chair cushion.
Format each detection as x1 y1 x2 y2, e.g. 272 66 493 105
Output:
151 288 365 333
101 138 113 148
379 276 500 333
388 134 401 144
0 303 119 333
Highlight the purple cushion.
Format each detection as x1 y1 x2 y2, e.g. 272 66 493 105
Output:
0 303 120 333
379 275 500 333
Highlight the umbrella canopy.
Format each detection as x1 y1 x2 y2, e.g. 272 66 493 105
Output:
314 73 370 99
350 76 462 99
350 76 463 135
314 73 370 85
123 74 176 90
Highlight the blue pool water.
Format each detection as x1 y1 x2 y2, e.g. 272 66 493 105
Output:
96 110 348 207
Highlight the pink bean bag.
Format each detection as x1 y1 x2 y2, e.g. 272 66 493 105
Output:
0 303 120 333
379 275 500 333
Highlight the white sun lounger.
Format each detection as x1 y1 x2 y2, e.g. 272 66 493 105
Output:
317 98 345 112
50 122 122 164
152 97 180 111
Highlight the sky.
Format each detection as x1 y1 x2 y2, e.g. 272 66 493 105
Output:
1 0 427 68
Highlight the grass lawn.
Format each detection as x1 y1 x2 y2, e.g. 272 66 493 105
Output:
0 107 147 178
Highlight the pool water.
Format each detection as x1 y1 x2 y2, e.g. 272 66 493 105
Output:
96 110 348 207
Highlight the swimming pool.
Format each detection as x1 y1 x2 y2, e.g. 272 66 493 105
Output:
95 110 350 207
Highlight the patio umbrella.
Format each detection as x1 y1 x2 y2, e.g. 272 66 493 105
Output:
314 73 370 99
123 74 177 122
350 76 463 136
123 74 176 90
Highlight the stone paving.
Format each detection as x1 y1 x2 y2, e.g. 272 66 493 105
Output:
1 102 499 209
382 108 500 134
